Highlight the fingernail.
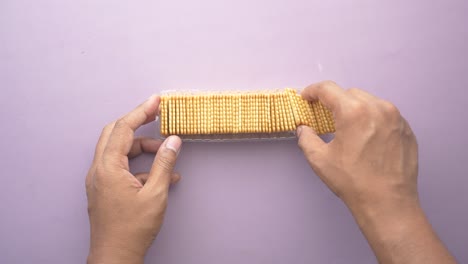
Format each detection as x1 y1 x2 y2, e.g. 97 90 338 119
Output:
165 136 182 154
147 94 158 102
144 94 159 112
156 104 161 122
296 126 304 137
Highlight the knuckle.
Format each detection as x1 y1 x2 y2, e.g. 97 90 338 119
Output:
346 100 367 117
402 120 415 137
157 152 175 172
321 80 338 87
348 87 363 95
381 100 400 117
318 80 339 92
102 122 115 134
94 164 105 177
93 164 108 185
114 118 128 129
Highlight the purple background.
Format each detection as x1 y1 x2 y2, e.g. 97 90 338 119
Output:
1 0 467 263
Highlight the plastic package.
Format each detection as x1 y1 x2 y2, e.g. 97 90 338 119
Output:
158 88 335 141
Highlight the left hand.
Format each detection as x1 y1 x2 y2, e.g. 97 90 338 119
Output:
86 95 183 264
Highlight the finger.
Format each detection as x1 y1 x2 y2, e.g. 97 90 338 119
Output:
86 122 116 185
141 136 182 195
103 95 160 164
135 172 181 186
297 125 327 160
118 95 160 131
94 122 116 160
128 137 163 159
170 172 181 184
301 81 348 111
296 126 340 195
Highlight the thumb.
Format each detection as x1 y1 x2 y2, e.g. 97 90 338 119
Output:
143 135 182 193
297 125 326 159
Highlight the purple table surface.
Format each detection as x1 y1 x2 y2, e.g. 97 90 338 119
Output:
1 0 467 263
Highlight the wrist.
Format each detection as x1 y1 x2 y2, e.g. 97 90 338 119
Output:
87 246 145 264
347 190 423 229
343 183 421 225
344 190 456 263
346 191 429 253
352 197 424 231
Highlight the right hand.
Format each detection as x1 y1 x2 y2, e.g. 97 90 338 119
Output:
297 82 458 263
297 81 419 215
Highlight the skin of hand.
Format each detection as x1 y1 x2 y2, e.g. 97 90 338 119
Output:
85 95 183 264
297 81 457 264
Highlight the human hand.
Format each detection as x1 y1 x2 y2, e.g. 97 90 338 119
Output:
297 82 456 263
86 95 182 264
297 81 419 214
